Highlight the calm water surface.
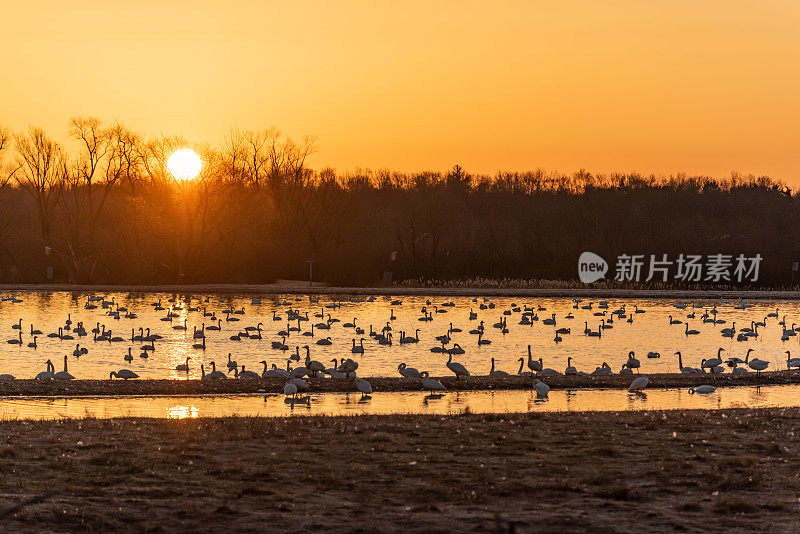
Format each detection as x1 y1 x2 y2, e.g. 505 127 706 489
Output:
0 385 796 420
0 292 798 380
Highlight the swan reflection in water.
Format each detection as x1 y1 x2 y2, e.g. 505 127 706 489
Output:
339 391 371 405
628 391 647 400
422 393 445 405
532 394 549 405
274 395 311 411
448 391 466 408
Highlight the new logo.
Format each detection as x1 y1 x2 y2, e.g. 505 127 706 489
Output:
578 252 608 283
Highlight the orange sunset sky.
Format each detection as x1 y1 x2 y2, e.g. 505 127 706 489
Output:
2 1 799 181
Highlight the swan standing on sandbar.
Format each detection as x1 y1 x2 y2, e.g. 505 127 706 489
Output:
110 369 139 380
527 346 542 372
625 351 641 373
54 356 75 380
675 351 700 374
236 365 260 379
355 378 372 398
202 361 227 379
398 363 421 378
420 371 446 393
516 358 533 377
446 354 470 379
746 352 769 375
489 357 509 377
591 362 612 375
35 360 54 380
628 375 649 392
261 361 289 378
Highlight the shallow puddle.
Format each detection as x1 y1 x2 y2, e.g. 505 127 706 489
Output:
0 384 797 420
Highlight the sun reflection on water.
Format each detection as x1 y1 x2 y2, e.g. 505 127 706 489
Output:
166 404 199 419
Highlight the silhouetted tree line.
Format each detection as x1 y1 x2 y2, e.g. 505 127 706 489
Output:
0 119 797 287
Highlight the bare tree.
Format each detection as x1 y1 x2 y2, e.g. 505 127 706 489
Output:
244 129 269 187
221 129 247 184
106 123 144 191
15 127 66 249
58 117 122 281
0 127 20 188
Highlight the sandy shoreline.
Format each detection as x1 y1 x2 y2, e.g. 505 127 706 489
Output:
0 371 797 397
0 408 796 532
0 282 799 299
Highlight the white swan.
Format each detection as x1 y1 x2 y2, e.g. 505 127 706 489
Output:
54 356 75 380
338 358 359 378
446 354 470 379
787 351 800 370
625 351 641 373
527 346 542 372
720 322 736 337
628 375 649 391
110 369 139 380
35 360 54 380
489 358 509 377
236 365 260 379
533 378 550 398
271 337 289 350
516 358 533 377
420 371 445 392
591 362 612 375
6 331 22 345
689 385 716 394
283 381 298 398
746 353 769 375
202 361 227 379
355 378 373 398
304 346 326 377
176 357 191 372
702 348 724 372
398 363 421 378
675 351 699 374
261 361 289 378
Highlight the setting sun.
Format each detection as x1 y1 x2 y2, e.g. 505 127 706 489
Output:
167 148 202 181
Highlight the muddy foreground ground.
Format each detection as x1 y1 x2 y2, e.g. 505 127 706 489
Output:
0 408 797 532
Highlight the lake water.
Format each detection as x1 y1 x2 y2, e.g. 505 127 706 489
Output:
0 385 796 420
0 291 798 380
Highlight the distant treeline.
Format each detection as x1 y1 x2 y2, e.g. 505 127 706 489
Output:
0 119 797 287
